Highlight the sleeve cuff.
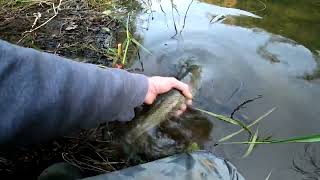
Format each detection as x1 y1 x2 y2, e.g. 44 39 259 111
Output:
115 71 149 122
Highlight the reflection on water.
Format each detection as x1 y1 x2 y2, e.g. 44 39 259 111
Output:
231 0 320 80
235 0 320 52
293 144 320 180
132 0 320 179
201 0 238 8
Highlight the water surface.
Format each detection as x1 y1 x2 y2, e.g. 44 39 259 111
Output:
132 0 320 179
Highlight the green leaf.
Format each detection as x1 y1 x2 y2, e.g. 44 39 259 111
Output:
242 128 259 158
194 107 252 135
126 13 130 39
224 134 320 144
108 48 117 53
122 38 130 65
120 12 151 65
271 134 320 143
219 107 276 142
131 38 152 55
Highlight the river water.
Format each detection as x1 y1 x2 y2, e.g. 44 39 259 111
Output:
131 0 320 179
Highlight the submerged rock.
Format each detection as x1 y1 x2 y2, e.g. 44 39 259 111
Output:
38 162 82 180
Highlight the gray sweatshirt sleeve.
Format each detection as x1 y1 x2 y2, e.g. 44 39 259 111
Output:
0 40 149 145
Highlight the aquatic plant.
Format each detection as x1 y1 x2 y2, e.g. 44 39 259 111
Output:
219 107 276 142
115 13 151 67
194 107 253 136
195 106 320 157
242 128 258 158
224 134 320 145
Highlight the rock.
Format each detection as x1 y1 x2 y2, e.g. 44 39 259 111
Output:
38 162 82 180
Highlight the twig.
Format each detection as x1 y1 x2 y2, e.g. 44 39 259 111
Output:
170 0 178 38
62 152 107 173
17 0 63 44
159 3 166 15
87 143 116 171
63 136 110 143
230 95 263 119
31 12 42 28
23 0 63 34
62 152 83 170
226 81 243 102
179 0 193 34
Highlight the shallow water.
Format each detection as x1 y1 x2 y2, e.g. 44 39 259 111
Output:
131 0 320 179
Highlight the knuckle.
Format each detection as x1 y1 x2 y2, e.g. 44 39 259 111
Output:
169 77 177 86
169 77 177 82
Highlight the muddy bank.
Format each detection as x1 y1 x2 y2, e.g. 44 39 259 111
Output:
0 123 132 179
0 0 132 66
0 0 143 179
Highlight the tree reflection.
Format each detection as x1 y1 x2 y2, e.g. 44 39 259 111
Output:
200 0 320 80
200 0 320 53
200 0 238 8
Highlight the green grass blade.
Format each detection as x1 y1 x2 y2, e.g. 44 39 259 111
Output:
120 12 151 65
224 134 320 144
108 48 116 53
271 134 320 143
126 13 130 39
242 128 259 158
131 37 152 55
194 108 252 135
122 38 130 65
219 107 276 142
265 170 273 180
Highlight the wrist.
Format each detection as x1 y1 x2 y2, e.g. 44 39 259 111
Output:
144 78 157 104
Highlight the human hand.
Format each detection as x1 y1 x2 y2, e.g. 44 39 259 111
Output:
144 76 193 116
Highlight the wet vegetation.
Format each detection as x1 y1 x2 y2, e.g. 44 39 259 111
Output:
195 106 320 158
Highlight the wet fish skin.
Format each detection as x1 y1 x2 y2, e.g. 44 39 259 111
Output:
123 65 201 159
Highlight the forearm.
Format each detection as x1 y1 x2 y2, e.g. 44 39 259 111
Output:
0 40 148 145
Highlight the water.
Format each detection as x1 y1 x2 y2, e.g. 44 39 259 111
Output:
131 0 320 179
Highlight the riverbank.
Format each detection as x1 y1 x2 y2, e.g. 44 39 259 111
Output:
0 0 142 65
0 0 142 178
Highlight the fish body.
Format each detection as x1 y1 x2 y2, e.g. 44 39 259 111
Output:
123 65 202 159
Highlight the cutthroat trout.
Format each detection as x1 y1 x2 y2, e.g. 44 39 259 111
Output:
123 65 202 159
